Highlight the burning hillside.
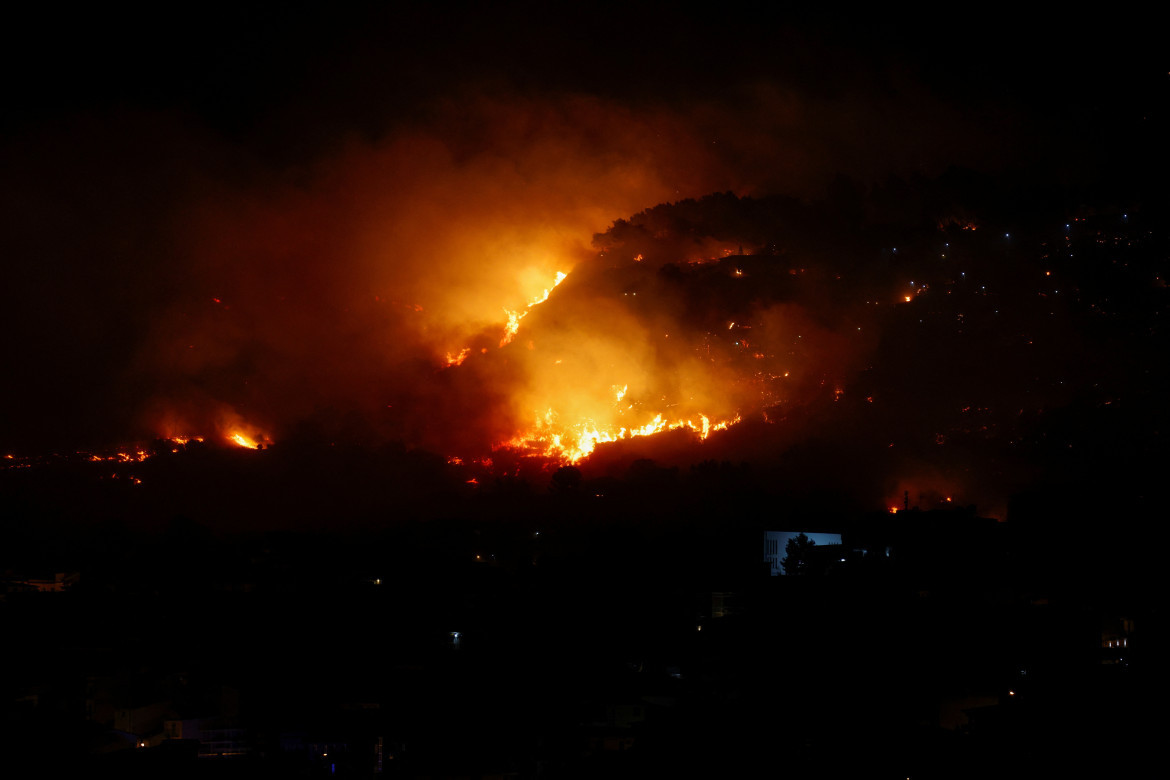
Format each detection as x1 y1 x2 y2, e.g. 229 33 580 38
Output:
1 0 1163 533
460 234 873 467
6 183 1166 526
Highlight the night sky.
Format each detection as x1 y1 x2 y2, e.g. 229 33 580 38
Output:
3 4 1167 519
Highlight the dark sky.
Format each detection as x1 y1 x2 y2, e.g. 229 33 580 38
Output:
2 3 1166 459
5 5 1163 166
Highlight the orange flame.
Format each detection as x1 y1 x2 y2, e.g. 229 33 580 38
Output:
230 432 259 449
503 406 741 464
445 348 472 367
499 271 567 347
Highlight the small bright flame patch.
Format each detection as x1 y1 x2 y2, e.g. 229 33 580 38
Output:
230 433 259 449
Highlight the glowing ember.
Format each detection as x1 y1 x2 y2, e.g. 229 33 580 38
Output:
88 449 151 463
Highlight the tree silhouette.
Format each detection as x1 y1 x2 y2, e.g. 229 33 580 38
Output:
782 532 816 575
549 465 583 494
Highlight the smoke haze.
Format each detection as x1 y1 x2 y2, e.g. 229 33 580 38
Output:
3 7 1163 527
2 69 1001 453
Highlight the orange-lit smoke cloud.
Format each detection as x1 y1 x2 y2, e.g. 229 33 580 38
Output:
135 94 753 450
3 76 996 455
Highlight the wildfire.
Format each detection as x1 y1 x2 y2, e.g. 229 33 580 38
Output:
445 348 472 367
89 449 151 463
499 271 567 347
229 432 261 449
502 407 741 464
465 258 755 465
500 309 524 347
